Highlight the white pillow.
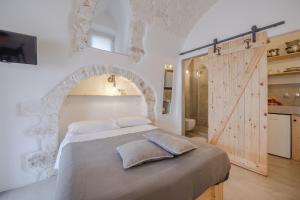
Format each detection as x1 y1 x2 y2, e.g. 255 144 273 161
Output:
116 116 152 128
68 119 119 135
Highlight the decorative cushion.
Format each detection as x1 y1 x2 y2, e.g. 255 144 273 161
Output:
116 140 173 169
116 116 152 128
68 119 119 135
143 132 197 155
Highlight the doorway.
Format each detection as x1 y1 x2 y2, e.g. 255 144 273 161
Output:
182 32 268 176
183 55 209 142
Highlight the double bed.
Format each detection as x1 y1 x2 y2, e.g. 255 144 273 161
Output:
55 120 230 200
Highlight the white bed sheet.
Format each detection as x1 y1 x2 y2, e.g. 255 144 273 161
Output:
54 124 158 169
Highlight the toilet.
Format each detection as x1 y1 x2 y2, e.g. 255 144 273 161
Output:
185 118 196 131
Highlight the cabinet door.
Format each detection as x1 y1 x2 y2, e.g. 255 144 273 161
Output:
268 114 291 158
292 115 300 161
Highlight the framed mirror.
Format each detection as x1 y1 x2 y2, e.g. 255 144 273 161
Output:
162 64 174 114
88 0 131 55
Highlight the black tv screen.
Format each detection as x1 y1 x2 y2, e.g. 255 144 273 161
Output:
0 30 37 65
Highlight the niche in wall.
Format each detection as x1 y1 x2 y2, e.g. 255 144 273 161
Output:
88 0 131 54
59 74 146 141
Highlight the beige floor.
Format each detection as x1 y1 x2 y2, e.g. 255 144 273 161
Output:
186 132 208 143
187 135 300 200
1 155 299 200
225 155 300 200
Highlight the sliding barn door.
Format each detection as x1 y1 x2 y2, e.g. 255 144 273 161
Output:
208 32 268 175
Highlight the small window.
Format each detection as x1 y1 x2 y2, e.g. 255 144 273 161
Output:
88 32 114 52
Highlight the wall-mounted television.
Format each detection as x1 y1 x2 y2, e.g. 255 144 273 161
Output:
0 30 37 65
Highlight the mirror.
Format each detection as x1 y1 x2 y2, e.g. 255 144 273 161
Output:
88 0 131 54
162 64 174 114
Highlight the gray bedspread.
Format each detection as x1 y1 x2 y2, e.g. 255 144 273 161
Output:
55 129 230 200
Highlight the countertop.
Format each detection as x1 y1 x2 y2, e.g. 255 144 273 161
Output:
268 105 300 115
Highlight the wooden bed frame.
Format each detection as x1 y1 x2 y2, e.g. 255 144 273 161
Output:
196 183 224 200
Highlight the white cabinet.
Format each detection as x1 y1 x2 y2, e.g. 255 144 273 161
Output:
268 114 291 158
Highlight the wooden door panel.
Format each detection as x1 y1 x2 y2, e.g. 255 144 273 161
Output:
208 32 268 175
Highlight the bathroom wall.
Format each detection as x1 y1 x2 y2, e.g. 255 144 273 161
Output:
269 84 300 106
184 58 208 131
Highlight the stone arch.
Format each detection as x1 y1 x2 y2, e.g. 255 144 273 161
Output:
22 65 156 180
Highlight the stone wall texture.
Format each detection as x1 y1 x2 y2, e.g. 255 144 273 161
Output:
19 65 156 180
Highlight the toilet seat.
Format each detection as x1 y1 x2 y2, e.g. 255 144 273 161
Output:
185 118 196 131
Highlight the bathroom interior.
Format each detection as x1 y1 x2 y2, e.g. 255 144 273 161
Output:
183 56 209 140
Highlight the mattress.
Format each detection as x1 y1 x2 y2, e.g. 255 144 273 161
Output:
55 127 230 200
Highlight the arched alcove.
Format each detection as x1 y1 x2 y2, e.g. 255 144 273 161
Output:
20 65 156 180
59 74 147 142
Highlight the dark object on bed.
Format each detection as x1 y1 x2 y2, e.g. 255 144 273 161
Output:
55 129 230 200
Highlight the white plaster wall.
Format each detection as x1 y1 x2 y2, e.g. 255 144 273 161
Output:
60 75 146 141
0 0 183 192
4 0 299 192
59 96 146 141
178 0 300 133
182 0 300 58
68 75 142 96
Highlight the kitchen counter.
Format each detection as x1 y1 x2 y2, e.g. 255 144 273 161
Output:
268 105 300 115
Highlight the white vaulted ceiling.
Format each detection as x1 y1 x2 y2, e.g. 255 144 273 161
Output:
93 0 218 38
73 0 218 55
130 0 218 37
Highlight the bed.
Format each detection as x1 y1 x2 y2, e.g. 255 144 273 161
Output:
55 120 230 200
